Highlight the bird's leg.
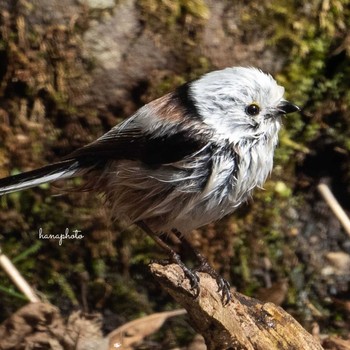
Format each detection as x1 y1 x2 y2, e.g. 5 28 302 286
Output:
171 228 232 305
136 221 200 296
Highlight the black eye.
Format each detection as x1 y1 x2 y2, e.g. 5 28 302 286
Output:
246 103 260 116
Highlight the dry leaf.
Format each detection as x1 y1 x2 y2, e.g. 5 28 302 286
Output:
108 309 186 350
323 336 350 350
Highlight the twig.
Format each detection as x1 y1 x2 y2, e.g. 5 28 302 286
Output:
0 246 40 303
318 183 350 237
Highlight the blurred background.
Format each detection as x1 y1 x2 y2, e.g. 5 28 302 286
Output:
0 0 349 348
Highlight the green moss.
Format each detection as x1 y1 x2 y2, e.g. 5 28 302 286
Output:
237 0 349 197
0 285 28 301
51 271 79 306
180 0 210 20
138 0 209 28
12 241 43 263
274 181 292 198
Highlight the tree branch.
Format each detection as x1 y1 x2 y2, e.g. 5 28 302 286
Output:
150 262 324 350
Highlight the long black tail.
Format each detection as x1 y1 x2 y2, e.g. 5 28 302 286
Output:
0 159 82 195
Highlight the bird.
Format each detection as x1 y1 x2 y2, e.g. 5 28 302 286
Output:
0 67 300 303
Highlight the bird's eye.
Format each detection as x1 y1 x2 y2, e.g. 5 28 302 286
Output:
245 103 260 116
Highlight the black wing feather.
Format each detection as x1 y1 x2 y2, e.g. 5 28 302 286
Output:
64 128 209 166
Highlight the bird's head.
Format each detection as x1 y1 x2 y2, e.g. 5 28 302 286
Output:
190 67 300 143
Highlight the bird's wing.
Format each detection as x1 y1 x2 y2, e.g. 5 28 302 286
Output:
65 93 210 166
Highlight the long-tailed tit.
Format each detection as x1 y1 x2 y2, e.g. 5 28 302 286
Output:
0 67 300 303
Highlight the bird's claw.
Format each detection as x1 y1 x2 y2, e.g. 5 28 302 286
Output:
194 261 232 305
159 254 200 297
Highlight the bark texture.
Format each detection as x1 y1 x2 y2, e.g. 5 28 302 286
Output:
150 262 325 350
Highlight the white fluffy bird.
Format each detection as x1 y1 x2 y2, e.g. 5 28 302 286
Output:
0 67 300 302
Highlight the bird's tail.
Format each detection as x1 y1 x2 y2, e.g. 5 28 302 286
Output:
0 159 82 196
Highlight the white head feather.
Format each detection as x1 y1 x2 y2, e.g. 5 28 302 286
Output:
191 67 285 144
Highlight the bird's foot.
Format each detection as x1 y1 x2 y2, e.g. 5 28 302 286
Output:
170 227 232 305
159 252 200 297
194 260 232 305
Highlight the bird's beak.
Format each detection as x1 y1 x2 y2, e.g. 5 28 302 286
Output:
277 100 300 115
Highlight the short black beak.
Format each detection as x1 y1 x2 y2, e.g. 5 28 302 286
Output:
277 100 300 114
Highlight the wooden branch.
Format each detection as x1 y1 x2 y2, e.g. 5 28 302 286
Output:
150 263 324 350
